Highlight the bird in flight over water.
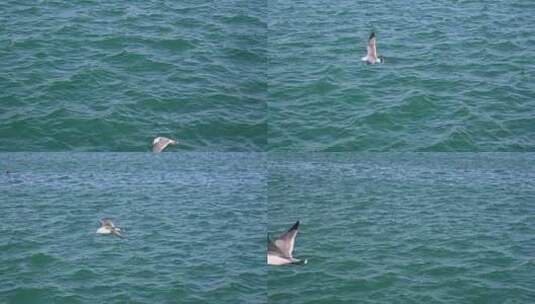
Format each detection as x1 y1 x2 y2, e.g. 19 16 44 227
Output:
268 221 307 265
96 218 124 238
362 32 384 64
152 136 177 153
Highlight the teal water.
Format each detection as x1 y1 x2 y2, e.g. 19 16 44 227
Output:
0 1 266 151
0 153 266 303
268 0 535 151
268 153 535 303
2 153 534 303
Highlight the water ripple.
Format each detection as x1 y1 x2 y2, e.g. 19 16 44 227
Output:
0 153 267 303
0 0 266 151
268 153 535 303
268 0 535 151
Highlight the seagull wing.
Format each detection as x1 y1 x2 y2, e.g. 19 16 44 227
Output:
273 221 299 258
367 36 377 62
112 229 124 239
152 141 167 153
99 218 115 228
267 235 278 253
152 137 176 153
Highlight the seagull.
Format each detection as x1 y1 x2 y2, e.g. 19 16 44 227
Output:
267 221 307 265
152 136 177 153
96 218 124 238
361 32 384 64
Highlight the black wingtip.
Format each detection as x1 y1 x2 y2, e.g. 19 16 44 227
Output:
289 221 300 231
369 32 376 40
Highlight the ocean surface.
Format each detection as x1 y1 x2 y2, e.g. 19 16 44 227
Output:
268 0 535 151
268 153 535 303
0 153 266 303
0 1 266 151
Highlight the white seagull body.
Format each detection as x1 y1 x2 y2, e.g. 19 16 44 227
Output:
96 218 124 238
267 221 307 266
361 32 384 64
152 137 177 153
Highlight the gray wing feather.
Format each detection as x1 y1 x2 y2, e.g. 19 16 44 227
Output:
112 229 124 239
267 235 283 255
271 221 299 258
152 137 176 153
99 218 115 228
367 37 377 60
152 141 167 153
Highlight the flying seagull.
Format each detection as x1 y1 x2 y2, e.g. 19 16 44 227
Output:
152 136 177 153
267 221 307 265
361 32 384 64
96 218 124 238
